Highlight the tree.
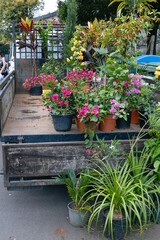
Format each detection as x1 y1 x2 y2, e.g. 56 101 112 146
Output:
62 0 77 57
108 0 160 54
58 0 117 25
108 0 157 15
0 0 44 43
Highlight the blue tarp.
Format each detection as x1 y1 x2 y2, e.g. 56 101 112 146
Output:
137 55 160 63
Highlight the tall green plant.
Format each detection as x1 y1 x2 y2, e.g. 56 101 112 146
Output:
82 159 154 238
63 0 77 58
108 0 157 15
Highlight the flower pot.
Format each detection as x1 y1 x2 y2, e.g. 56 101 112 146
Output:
138 110 149 129
67 202 90 227
76 116 97 133
131 110 139 125
116 113 131 129
29 85 42 96
51 114 73 131
98 115 116 132
103 210 126 240
75 115 85 132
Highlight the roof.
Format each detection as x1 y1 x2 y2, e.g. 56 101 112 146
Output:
33 11 58 21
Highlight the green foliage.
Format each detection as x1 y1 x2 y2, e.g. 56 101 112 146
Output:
39 59 67 80
36 20 53 59
0 0 43 43
62 170 91 210
144 138 160 183
81 137 159 238
108 0 157 15
63 0 77 58
149 103 160 135
82 158 157 238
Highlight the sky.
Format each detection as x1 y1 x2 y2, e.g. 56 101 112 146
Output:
40 0 58 15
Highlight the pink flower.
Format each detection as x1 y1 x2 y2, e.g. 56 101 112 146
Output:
125 91 131 95
132 88 141 94
113 81 118 86
86 149 91 155
109 107 116 114
114 102 120 108
110 99 116 104
52 94 59 100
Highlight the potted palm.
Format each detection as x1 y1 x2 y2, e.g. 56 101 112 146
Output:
62 170 91 227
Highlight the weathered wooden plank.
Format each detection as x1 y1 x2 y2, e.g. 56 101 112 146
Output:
2 139 146 188
0 71 15 136
3 142 87 184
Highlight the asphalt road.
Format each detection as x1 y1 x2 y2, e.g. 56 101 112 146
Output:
0 141 160 240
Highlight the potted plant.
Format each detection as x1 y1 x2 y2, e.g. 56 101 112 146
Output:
23 76 43 95
62 170 91 227
81 138 159 239
42 79 76 131
97 84 116 132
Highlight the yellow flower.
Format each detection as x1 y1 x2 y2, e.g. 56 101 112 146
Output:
66 58 70 62
154 70 160 78
73 40 78 45
70 56 73 60
71 46 76 51
80 47 86 52
81 62 86 66
156 65 160 71
73 51 79 56
77 55 83 60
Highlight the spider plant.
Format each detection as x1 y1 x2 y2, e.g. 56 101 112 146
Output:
81 158 157 239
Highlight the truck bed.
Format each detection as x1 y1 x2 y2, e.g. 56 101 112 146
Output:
2 93 142 137
1 93 147 189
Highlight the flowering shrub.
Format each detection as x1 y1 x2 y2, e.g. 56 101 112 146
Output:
109 99 129 120
40 74 58 89
77 103 99 123
65 69 96 88
23 76 42 90
109 73 144 117
67 15 152 70
43 80 75 115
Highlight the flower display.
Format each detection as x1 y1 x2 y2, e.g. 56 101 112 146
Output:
77 103 99 123
23 76 42 90
42 80 75 115
65 69 96 88
40 74 58 89
109 73 144 113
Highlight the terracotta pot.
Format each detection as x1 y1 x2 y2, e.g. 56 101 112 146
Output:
98 115 116 132
76 116 97 133
131 110 139 124
75 116 85 132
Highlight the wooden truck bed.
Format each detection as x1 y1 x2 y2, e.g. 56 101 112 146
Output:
1 93 147 190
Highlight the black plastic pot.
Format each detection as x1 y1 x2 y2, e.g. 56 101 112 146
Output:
51 114 73 131
103 210 126 240
29 85 42 96
116 113 131 129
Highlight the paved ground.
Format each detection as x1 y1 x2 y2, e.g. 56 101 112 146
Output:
0 142 160 240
